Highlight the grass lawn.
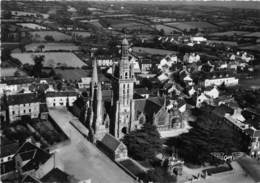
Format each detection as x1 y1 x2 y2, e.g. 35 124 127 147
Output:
17 23 47 30
166 21 218 31
30 31 72 41
25 42 80 52
11 52 86 68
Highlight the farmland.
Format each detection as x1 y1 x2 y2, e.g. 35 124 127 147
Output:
25 43 80 52
209 31 250 37
30 31 72 41
155 24 182 34
72 31 92 38
11 52 86 68
111 22 154 32
166 21 218 31
132 47 178 55
243 32 260 38
17 23 47 30
11 11 49 19
43 68 91 81
238 44 260 52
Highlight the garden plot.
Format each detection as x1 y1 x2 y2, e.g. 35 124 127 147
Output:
72 31 92 38
11 52 86 68
25 43 80 52
17 23 47 30
166 21 218 31
30 31 72 41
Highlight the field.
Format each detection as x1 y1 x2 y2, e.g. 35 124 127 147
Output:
25 43 80 52
30 31 72 41
208 40 238 46
243 32 260 38
1 67 27 77
17 23 47 30
111 22 153 31
209 31 250 37
43 68 91 81
11 52 86 68
11 11 49 19
239 44 260 52
155 24 182 34
132 46 178 55
166 21 218 31
72 31 91 38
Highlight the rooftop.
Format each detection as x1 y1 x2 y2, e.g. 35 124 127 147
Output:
101 133 121 152
7 93 40 105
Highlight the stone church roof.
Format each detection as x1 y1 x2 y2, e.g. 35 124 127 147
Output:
101 133 121 152
134 97 165 120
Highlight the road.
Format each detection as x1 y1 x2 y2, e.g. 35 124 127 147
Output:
49 108 136 183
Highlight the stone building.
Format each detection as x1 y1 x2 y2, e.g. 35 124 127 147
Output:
6 93 41 122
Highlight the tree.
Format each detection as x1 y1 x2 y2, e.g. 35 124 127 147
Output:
123 123 163 162
37 45 45 52
159 28 165 36
57 81 63 91
44 35 55 42
32 55 45 78
14 70 21 77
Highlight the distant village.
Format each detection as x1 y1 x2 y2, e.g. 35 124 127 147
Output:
1 1 260 183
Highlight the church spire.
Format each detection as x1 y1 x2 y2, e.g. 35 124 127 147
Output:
121 37 129 58
95 83 103 130
92 59 98 85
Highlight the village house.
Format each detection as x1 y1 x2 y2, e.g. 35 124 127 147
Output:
0 139 51 181
97 56 113 68
196 93 210 108
46 91 78 108
78 77 92 89
6 93 41 122
0 77 34 96
140 58 153 73
99 133 128 161
204 86 220 99
0 137 19 164
203 73 239 87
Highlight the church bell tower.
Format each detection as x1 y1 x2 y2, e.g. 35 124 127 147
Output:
112 38 134 139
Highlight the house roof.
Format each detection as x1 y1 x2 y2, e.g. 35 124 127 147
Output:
0 137 19 158
22 174 42 183
211 104 234 118
16 142 51 172
41 168 77 183
7 93 40 105
101 133 121 152
134 97 164 120
40 103 48 113
46 91 78 97
237 155 260 183
2 76 34 85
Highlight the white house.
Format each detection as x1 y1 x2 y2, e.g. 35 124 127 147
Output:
78 77 92 89
0 77 34 95
7 93 41 122
46 91 78 108
190 36 207 44
204 86 219 99
204 75 239 87
188 87 196 97
196 93 209 108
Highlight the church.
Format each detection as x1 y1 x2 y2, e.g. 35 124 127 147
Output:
74 38 184 141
